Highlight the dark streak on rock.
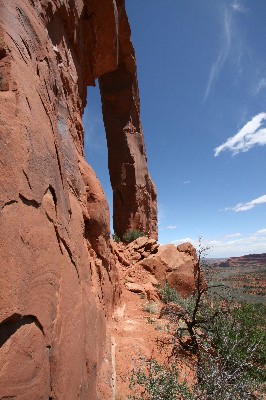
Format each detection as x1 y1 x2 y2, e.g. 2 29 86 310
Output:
54 142 65 188
20 37 32 59
19 193 40 208
37 91 65 189
49 185 57 206
22 169 32 189
25 96 31 110
54 226 80 280
60 236 80 280
5 32 28 64
0 313 44 347
0 48 8 60
44 78 52 104
1 200 18 211
45 185 57 208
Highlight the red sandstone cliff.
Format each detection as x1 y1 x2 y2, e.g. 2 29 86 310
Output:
0 1 156 398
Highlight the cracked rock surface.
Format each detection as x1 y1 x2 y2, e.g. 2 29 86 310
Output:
0 0 157 398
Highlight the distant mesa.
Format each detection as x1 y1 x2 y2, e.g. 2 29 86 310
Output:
214 253 266 268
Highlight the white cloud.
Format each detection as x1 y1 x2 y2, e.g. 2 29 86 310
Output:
225 194 266 212
231 0 247 13
256 228 266 235
204 10 232 102
166 225 177 229
183 180 191 184
225 233 241 238
214 112 266 156
171 231 266 258
172 238 194 246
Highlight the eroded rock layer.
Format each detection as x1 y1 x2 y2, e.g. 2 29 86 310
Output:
0 1 156 398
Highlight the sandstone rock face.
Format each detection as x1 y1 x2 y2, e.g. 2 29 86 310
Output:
0 1 156 398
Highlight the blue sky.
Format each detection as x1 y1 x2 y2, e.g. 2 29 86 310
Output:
83 0 266 257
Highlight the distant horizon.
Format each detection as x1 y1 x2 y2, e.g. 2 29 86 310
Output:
161 236 266 259
205 252 266 260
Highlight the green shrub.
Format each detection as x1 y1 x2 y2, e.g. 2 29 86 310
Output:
142 301 158 314
155 323 168 332
211 302 266 383
111 233 121 243
129 301 266 399
122 230 145 243
158 283 179 304
128 359 191 400
128 240 266 399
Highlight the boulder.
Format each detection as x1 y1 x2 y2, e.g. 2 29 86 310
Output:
177 242 197 260
125 282 145 293
139 244 197 296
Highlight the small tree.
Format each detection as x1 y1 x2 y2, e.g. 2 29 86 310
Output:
165 240 265 397
129 239 266 399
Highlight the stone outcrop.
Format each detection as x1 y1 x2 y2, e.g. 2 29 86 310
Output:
112 238 199 299
139 243 198 297
0 1 156 399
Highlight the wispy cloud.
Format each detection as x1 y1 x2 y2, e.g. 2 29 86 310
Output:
225 232 242 238
204 1 247 102
158 203 166 225
231 0 247 13
225 194 266 212
160 224 177 231
183 180 191 184
85 124 102 149
255 78 266 95
214 112 266 156
204 9 232 101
